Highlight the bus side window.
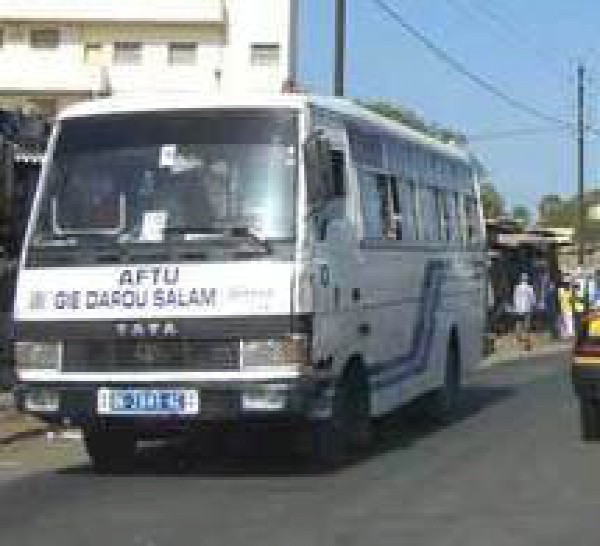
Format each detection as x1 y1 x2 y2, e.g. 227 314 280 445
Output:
449 191 461 243
359 170 384 240
408 180 420 241
423 187 441 241
464 195 480 244
376 174 395 240
390 176 403 241
330 149 346 198
437 190 452 242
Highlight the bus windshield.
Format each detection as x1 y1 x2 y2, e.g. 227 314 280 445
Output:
28 110 297 260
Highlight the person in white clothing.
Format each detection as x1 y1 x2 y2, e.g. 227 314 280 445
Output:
513 273 536 350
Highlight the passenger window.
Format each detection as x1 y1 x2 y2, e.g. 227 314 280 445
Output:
376 174 395 240
359 170 384 239
330 149 346 198
437 191 452 241
448 192 461 243
464 195 481 244
390 177 404 240
408 181 420 241
422 188 441 241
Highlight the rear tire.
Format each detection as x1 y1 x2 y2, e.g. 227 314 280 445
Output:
580 398 600 441
424 339 462 425
307 364 372 469
84 427 137 473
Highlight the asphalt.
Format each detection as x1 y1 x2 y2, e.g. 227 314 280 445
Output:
0 350 596 546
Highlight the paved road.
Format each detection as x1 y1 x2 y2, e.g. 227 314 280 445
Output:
1 351 597 546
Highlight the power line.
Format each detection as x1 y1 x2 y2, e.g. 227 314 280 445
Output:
371 0 571 128
442 0 568 81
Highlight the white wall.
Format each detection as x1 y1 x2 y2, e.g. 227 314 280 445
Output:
0 0 298 109
222 0 297 93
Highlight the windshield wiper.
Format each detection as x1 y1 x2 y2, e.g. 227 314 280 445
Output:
163 225 271 253
228 226 272 254
163 226 224 236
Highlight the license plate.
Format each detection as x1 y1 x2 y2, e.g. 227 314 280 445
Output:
97 388 199 416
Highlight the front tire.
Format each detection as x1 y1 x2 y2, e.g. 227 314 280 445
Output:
307 364 372 468
580 398 600 441
84 427 137 473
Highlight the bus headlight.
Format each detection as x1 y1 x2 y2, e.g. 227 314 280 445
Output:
15 342 62 371
241 336 310 369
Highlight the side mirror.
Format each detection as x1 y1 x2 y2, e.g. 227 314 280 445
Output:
304 132 333 208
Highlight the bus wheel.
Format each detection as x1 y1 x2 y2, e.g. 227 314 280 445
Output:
580 398 600 441
424 339 462 425
84 427 137 473
308 364 372 468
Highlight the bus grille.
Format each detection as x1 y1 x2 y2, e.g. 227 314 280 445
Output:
62 339 240 372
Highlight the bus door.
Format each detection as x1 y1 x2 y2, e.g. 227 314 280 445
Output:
305 123 357 365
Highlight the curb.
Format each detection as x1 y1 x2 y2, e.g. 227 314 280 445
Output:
478 341 571 370
0 425 56 447
0 393 56 446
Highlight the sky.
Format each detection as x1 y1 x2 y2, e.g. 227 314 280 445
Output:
297 0 600 214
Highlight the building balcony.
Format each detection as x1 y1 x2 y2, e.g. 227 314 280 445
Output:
0 63 221 96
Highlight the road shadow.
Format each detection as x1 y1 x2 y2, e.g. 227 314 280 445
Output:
371 384 514 456
54 383 514 479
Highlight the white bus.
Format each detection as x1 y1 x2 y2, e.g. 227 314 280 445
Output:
13 94 487 469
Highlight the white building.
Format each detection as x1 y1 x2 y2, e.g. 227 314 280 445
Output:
0 0 298 117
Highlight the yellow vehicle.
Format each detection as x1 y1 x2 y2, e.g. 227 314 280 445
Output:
572 311 600 440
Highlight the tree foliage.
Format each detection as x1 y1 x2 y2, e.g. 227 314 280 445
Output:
512 204 531 226
537 190 600 240
480 182 505 219
360 101 468 145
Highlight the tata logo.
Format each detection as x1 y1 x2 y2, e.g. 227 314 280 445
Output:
114 322 179 337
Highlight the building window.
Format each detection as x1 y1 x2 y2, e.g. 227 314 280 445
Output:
84 43 104 65
30 28 60 50
113 42 142 65
168 42 197 65
251 43 280 66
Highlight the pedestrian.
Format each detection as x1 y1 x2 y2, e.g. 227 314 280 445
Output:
513 273 536 350
572 272 588 337
539 271 559 339
558 278 575 339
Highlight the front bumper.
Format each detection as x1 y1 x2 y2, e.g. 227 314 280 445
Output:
14 377 333 432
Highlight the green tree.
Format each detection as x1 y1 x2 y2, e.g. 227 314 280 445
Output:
538 194 573 227
512 204 531 226
537 191 600 242
360 100 467 145
480 182 505 219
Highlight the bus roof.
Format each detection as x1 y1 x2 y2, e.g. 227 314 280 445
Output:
57 93 471 163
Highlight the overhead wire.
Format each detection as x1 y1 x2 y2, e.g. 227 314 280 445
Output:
371 0 573 130
442 0 568 82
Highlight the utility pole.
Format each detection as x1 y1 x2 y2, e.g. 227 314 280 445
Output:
334 0 346 96
577 63 586 266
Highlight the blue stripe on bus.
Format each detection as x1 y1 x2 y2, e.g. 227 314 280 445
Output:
367 259 448 390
